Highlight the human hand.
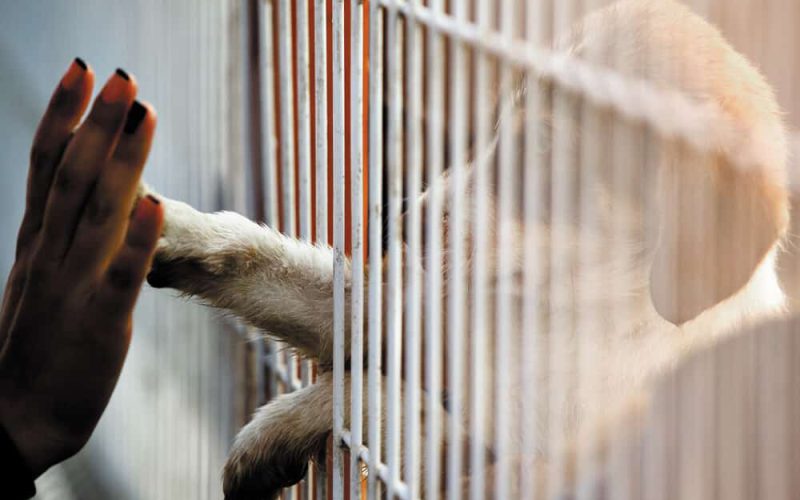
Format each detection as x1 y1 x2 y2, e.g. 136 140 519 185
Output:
0 59 162 477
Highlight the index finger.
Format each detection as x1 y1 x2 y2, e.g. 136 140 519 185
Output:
18 58 94 257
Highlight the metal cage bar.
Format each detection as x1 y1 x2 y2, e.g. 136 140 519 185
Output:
493 0 520 497
332 0 347 495
403 0 424 497
445 1 468 498
384 2 405 496
349 0 367 498
469 0 493 496
423 0 445 497
366 2 385 499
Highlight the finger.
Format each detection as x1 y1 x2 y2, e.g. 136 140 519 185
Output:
34 69 138 265
95 194 163 320
0 262 27 351
67 101 157 274
17 58 94 257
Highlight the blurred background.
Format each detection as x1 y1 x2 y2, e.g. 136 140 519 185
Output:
0 1 254 498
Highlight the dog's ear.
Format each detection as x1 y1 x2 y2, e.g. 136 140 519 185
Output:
649 145 788 325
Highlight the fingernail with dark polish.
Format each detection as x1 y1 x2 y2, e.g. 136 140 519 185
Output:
100 69 134 103
61 58 87 90
146 194 161 205
124 101 147 134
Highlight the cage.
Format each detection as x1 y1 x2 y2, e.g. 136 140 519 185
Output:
247 1 800 500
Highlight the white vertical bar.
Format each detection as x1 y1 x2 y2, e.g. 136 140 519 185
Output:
641 143 673 500
575 3 604 499
573 99 602 499
424 0 445 497
742 322 758 500
277 0 300 394
607 24 641 500
297 0 313 242
313 20 330 495
470 0 492 498
313 0 327 477
675 339 713 500
384 2 404 496
366 3 385 499
549 2 577 498
296 0 314 425
520 2 545 499
315 0 329 249
495 0 517 496
260 0 279 228
404 0 423 497
447 0 468 498
332 0 347 496
642 347 669 500
278 0 297 237
756 322 790 500
350 0 366 498
295 3 314 492
259 0 282 411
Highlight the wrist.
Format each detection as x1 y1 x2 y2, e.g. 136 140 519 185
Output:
0 421 37 498
0 394 76 478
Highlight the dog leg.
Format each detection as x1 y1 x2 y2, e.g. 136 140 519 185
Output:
144 192 352 366
223 375 335 500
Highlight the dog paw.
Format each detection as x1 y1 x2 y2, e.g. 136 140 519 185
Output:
146 254 214 290
222 438 310 500
144 198 230 291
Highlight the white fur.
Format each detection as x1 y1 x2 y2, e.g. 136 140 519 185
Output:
155 197 349 367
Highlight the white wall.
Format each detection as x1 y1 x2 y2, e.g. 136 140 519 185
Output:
0 1 252 498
